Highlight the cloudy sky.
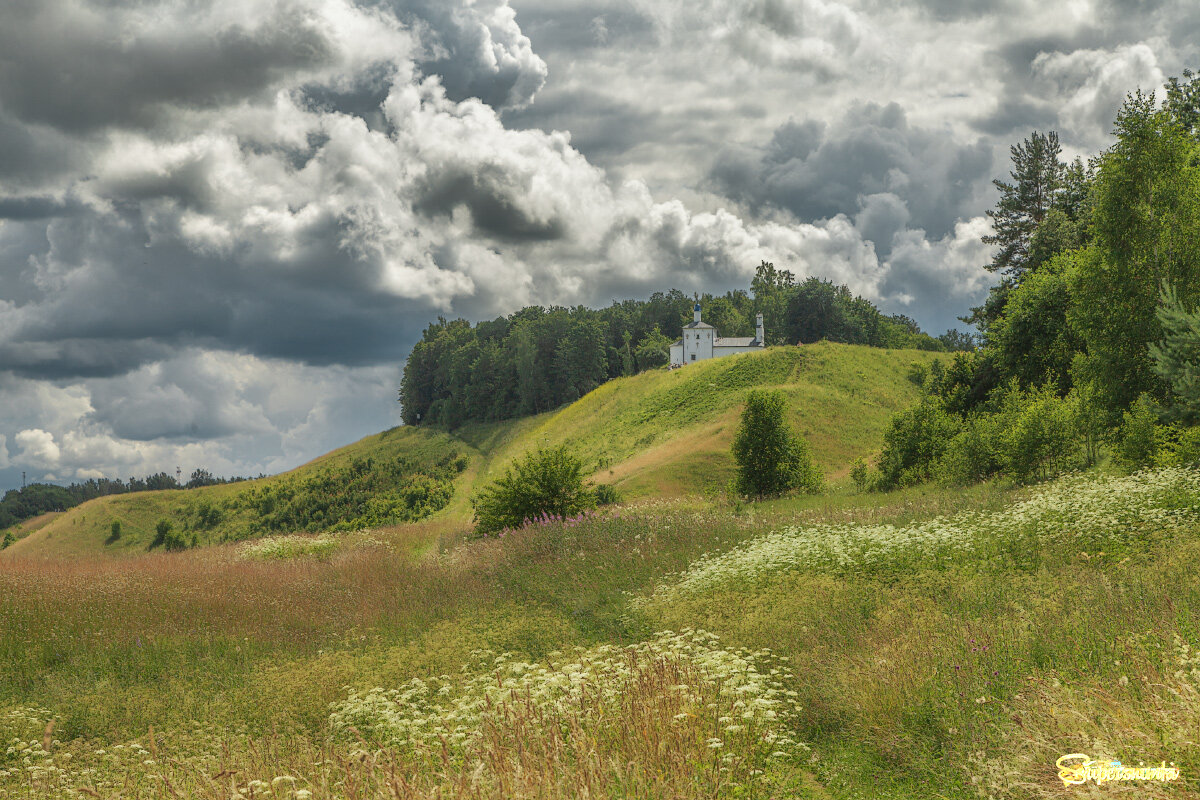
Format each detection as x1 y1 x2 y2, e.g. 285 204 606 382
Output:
0 0 1194 491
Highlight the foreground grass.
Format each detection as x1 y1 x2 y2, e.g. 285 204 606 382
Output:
3 470 1198 798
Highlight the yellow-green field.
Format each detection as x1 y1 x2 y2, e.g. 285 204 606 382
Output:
3 343 1196 799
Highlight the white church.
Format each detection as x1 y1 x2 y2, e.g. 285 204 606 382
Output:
669 302 766 366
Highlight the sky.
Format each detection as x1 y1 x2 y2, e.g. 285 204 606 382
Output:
0 0 1196 492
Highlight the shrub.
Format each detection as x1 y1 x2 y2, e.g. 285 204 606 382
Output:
151 518 172 549
1147 422 1200 468
191 500 222 529
906 361 929 387
472 446 597 534
166 531 188 550
151 519 191 551
877 399 961 490
938 414 1007 486
1003 387 1083 483
108 520 122 543
1 530 12 549
235 455 457 535
1114 395 1165 470
849 457 872 492
731 390 822 498
594 483 620 506
1174 426 1200 466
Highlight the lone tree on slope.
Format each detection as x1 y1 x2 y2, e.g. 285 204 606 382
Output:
732 390 822 498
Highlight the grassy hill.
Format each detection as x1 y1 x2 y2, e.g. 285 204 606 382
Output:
3 426 472 558
5 343 938 559
461 342 934 497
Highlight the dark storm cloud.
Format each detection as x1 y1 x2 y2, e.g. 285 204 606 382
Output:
709 102 993 243
0 339 177 381
414 163 568 241
0 112 87 186
0 205 433 377
972 97 1061 138
0 196 80 221
853 193 910 254
899 0 1017 21
969 31 1109 138
0 2 338 133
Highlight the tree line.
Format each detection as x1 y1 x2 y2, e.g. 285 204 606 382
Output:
0 469 254 533
400 268 962 429
868 69 1200 489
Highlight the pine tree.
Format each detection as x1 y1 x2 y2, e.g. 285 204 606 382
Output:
983 131 1066 279
965 132 1070 332
1150 283 1200 424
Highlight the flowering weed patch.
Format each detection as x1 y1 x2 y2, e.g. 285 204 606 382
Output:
239 534 341 560
328 629 805 798
645 468 1200 601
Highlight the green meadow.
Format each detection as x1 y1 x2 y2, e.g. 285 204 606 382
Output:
2 344 1197 799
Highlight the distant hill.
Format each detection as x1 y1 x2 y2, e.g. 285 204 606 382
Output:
5 342 939 558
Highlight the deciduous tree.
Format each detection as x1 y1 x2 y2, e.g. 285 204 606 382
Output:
732 390 821 498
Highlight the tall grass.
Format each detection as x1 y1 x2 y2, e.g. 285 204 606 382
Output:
3 467 1199 798
640 469 1200 798
2 630 807 799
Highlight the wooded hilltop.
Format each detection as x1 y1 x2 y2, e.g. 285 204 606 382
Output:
399 267 967 428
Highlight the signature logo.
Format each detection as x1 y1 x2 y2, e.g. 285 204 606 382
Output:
1056 753 1180 786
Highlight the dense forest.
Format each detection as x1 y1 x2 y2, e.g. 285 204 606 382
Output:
399 269 965 428
871 70 1200 489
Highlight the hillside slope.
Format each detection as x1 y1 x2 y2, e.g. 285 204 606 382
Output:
4 426 474 558
6 342 939 558
460 342 939 497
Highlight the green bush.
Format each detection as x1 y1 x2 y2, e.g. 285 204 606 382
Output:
938 414 1007 486
907 361 929 387
233 453 458 535
1114 395 1165 470
163 527 191 552
1173 426 1200 466
877 400 962 490
190 501 222 529
472 446 597 534
731 390 821 498
1002 387 1083 482
849 457 872 492
1146 422 1200 468
151 519 173 549
1 530 12 549
108 521 122 543
594 484 620 506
